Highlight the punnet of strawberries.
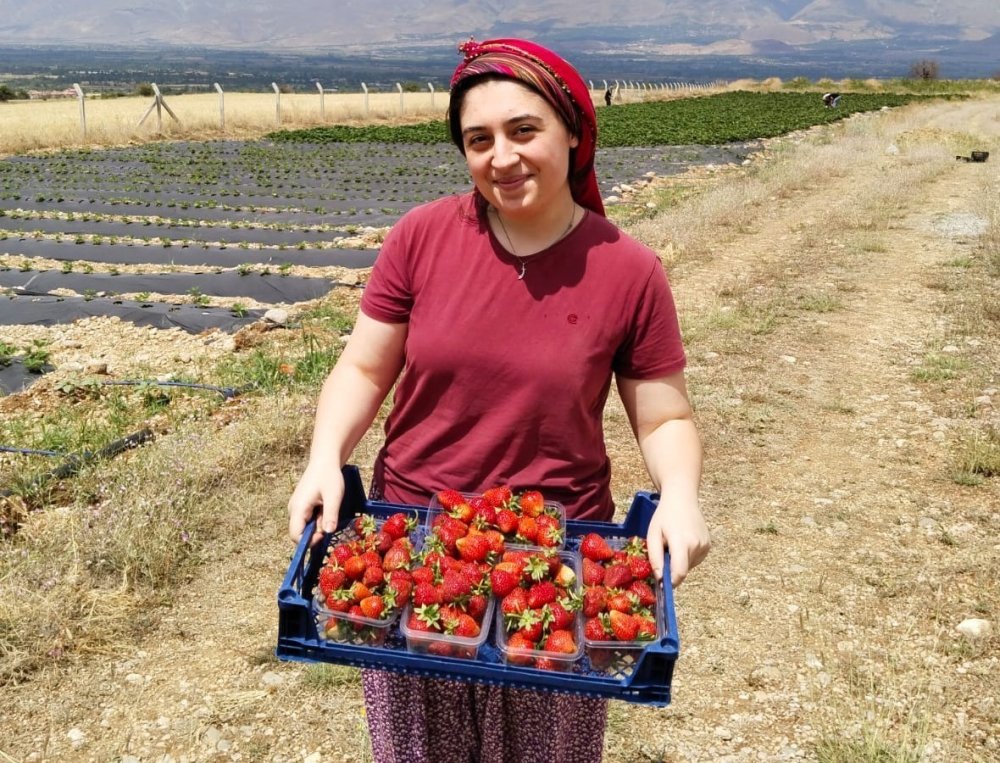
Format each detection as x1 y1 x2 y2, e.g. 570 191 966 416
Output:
494 548 582 671
312 511 418 643
433 485 565 548
401 522 498 658
578 534 659 649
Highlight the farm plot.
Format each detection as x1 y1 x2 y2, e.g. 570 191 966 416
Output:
0 138 761 342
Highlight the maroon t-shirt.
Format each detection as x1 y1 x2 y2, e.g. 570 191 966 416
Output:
360 193 685 521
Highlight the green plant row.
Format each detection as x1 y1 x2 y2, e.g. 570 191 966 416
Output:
267 91 962 148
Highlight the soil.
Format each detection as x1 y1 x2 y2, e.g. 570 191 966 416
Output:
2 96 999 762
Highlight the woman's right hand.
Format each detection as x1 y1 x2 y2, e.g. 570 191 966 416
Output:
287 463 345 546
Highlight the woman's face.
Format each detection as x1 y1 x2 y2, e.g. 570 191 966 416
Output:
458 79 579 222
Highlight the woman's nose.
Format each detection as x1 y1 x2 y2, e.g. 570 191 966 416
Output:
491 137 519 169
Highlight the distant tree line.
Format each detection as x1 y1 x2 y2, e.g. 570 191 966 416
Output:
0 84 30 101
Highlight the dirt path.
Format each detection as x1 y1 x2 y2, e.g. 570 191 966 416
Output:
3 97 998 762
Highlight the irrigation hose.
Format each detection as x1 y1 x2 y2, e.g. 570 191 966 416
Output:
0 446 63 457
100 379 249 399
0 427 154 499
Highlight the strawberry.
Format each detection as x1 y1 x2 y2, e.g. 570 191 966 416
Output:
369 530 393 554
603 563 634 590
579 533 615 562
455 533 491 563
466 593 489 621
543 629 577 654
582 558 605 586
636 615 658 639
482 485 512 508
406 610 434 632
608 610 640 641
582 586 609 617
427 641 456 657
505 632 536 665
415 602 442 626
440 569 472 604
515 515 538 544
534 657 558 671
411 565 435 586
554 563 576 589
360 550 383 569
535 515 563 548
483 529 506 555
527 581 557 609
386 570 413 602
469 496 497 525
501 588 528 617
436 489 465 510
348 581 372 602
449 501 475 524
359 594 385 619
585 616 609 641
361 565 385 588
382 544 411 572
496 508 519 535
627 555 653 581
518 490 545 518
447 612 481 638
547 602 575 631
342 555 367 581
628 580 657 608
382 511 415 540
606 591 633 613
330 542 356 566
317 566 345 597
489 562 522 598
512 608 544 642
412 581 442 607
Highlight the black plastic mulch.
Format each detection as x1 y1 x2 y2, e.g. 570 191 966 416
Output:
0 359 51 395
0 198 412 227
0 238 378 268
0 269 343 303
1 294 264 333
0 217 349 245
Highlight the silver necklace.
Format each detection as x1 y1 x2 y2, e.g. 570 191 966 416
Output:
493 205 577 280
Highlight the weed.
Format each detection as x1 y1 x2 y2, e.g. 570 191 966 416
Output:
910 353 967 382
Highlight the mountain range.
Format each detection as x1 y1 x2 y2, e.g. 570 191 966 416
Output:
1 1 998 78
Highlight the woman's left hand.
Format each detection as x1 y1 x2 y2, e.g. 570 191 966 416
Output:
646 499 711 588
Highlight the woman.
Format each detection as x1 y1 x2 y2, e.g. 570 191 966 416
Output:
288 37 710 763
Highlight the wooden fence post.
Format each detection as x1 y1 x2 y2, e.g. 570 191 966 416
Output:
213 83 224 129
72 83 86 140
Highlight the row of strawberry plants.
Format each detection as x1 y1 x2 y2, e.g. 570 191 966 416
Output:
268 91 960 147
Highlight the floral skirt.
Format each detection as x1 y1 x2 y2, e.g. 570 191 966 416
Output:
361 669 608 763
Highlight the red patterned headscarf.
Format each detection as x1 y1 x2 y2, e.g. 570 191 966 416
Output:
449 37 604 217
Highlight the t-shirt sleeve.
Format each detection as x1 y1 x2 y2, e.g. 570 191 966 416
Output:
613 260 687 379
360 218 413 324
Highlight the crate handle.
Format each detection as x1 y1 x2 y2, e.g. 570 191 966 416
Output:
278 515 318 606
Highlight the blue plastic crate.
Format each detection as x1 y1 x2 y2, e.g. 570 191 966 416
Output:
277 466 680 706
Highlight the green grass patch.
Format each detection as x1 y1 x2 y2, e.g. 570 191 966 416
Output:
910 353 968 382
950 426 1000 485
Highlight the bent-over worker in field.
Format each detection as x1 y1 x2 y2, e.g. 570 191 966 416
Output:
288 36 710 763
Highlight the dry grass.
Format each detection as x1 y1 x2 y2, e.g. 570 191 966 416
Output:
0 90 450 157
0 395 311 683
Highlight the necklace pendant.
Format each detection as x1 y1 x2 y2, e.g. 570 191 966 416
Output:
517 261 527 280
